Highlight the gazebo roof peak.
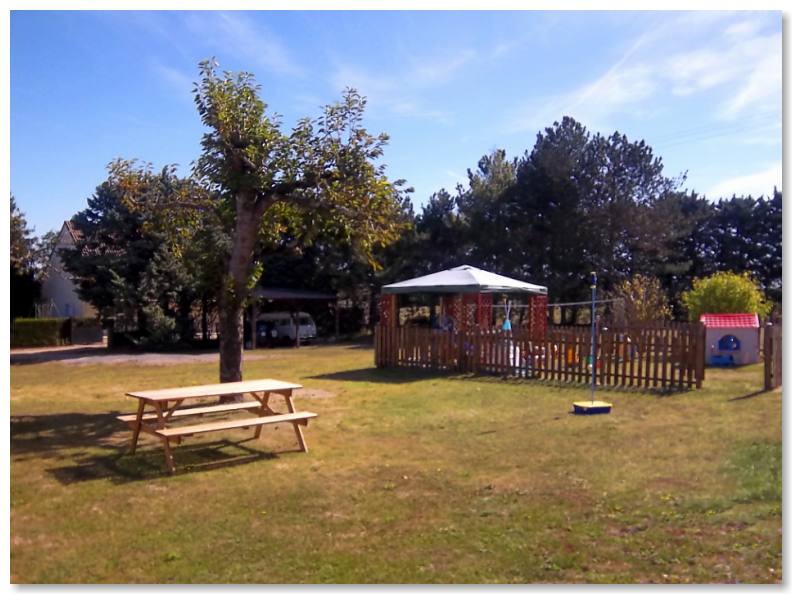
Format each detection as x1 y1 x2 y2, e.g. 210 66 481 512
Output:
381 264 547 295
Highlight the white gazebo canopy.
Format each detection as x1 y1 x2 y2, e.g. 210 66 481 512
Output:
381 265 547 295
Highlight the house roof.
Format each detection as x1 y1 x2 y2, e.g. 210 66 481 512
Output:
700 313 760 328
63 220 82 243
381 265 547 295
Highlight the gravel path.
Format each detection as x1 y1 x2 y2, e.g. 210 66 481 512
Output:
10 344 284 366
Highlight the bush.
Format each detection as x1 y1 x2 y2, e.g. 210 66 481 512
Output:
682 271 772 321
71 317 103 344
11 318 69 348
140 304 177 346
608 275 672 323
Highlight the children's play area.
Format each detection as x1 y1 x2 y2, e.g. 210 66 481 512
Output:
375 265 707 391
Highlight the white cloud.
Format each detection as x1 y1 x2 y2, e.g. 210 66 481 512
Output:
707 163 781 198
328 48 474 124
506 13 781 133
151 60 194 94
409 49 477 85
183 12 303 78
718 49 781 120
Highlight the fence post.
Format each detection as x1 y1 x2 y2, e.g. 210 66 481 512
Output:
764 324 773 391
695 322 706 389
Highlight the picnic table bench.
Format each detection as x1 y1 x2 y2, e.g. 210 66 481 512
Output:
117 379 317 473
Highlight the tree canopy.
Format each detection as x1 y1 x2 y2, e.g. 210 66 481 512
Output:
381 118 781 316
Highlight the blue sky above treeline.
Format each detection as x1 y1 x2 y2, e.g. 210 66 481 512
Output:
11 10 781 236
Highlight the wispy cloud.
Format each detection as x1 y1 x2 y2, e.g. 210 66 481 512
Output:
328 50 472 125
150 60 194 95
506 13 781 134
707 163 781 199
183 12 303 78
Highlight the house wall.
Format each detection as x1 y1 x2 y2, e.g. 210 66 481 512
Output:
705 327 760 365
39 224 96 319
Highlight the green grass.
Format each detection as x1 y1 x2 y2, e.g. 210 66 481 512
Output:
10 343 781 583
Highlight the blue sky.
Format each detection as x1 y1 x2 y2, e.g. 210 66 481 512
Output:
11 10 782 236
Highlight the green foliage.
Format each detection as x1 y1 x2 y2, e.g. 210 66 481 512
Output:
10 195 36 271
681 271 772 321
62 161 203 344
139 303 177 346
192 59 411 278
381 117 781 313
189 58 411 378
11 317 68 347
608 275 672 323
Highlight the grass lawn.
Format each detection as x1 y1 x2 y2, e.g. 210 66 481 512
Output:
10 342 781 583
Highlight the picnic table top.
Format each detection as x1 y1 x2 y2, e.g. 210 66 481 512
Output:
126 379 304 401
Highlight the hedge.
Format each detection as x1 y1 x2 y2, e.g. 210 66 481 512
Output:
71 317 103 344
11 318 70 348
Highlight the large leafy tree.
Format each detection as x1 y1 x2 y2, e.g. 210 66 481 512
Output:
192 60 409 382
62 161 201 342
507 118 592 295
710 191 782 303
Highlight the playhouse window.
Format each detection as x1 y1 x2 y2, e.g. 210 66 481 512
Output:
718 334 741 351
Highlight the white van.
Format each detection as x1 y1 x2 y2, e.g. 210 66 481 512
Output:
256 311 317 345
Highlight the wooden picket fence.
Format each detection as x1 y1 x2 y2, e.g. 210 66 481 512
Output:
375 322 706 390
763 324 782 390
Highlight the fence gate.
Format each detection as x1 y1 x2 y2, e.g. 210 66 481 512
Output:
764 324 782 390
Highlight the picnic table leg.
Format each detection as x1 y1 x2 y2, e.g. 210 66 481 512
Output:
253 392 272 439
129 399 146 454
161 437 176 474
154 401 176 474
284 390 308 452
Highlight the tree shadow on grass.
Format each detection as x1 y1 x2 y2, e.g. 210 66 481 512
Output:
10 345 114 365
310 366 692 395
11 412 292 484
446 372 693 397
309 366 456 384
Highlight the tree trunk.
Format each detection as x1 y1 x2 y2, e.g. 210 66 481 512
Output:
218 301 244 383
218 197 260 386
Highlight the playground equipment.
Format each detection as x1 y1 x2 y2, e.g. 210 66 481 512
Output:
572 272 613 415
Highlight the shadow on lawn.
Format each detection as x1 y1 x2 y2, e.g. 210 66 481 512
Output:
450 374 693 396
310 366 455 384
310 365 696 395
11 412 288 484
10 346 114 365
729 388 775 402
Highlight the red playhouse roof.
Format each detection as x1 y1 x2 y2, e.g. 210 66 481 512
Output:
700 313 760 328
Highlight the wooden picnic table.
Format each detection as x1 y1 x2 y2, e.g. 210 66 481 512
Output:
117 379 317 473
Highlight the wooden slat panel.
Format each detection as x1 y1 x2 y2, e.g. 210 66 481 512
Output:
157 411 318 438
127 379 302 401
117 400 263 423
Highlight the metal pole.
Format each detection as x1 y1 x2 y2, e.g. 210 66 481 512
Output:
590 271 597 403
